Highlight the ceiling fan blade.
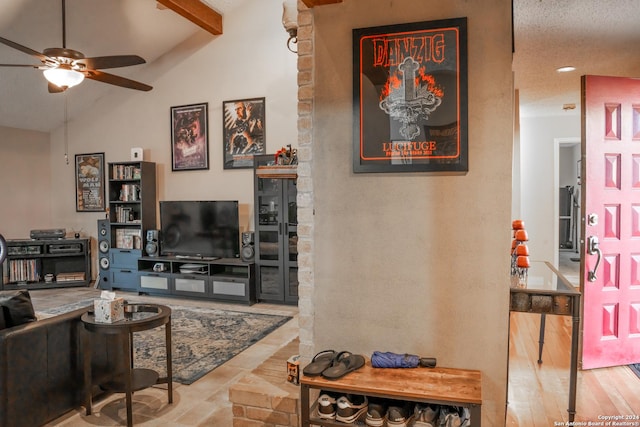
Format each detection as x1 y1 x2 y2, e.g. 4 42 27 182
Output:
78 55 146 70
0 64 40 68
84 70 152 92
0 36 48 62
48 82 67 94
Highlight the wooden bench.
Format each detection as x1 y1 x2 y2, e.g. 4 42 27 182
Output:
300 360 482 426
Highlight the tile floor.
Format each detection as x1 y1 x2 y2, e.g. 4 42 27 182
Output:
28 287 299 427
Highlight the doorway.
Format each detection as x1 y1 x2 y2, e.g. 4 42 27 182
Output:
555 137 580 284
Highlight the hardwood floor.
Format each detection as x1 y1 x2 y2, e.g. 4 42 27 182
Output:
506 252 640 425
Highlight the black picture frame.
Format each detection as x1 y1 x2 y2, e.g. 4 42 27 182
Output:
222 97 266 169
171 102 209 171
353 17 468 173
75 152 105 212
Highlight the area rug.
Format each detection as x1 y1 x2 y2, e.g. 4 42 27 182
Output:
630 364 640 379
39 300 292 385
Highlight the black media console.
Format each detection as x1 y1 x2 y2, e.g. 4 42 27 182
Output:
0 238 91 290
137 256 255 305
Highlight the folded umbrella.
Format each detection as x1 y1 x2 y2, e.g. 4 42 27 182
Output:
371 351 436 368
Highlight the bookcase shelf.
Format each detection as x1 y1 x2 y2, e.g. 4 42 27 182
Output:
0 238 91 290
101 161 156 291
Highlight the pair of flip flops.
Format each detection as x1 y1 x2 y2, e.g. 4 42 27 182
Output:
302 350 365 380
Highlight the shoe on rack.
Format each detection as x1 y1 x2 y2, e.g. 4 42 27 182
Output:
458 407 471 427
317 390 339 420
412 404 439 427
335 394 368 424
365 397 388 427
437 406 461 427
387 401 415 427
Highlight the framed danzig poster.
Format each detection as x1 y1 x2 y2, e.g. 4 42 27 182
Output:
353 17 468 173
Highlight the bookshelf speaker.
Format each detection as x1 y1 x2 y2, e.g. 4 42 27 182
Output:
241 231 254 262
97 219 111 289
145 230 159 257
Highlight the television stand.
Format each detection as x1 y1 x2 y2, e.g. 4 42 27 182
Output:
137 256 255 305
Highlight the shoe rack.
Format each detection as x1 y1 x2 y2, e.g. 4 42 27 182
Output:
300 360 483 426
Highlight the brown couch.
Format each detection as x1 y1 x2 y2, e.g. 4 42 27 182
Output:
0 293 124 427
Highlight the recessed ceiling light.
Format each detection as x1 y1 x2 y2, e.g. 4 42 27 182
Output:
557 66 576 73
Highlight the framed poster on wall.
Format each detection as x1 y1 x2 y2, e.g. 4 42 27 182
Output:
170 102 209 171
222 97 266 169
353 17 468 173
75 152 105 212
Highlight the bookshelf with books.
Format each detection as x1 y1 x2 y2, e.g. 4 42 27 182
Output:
0 238 91 290
105 161 156 291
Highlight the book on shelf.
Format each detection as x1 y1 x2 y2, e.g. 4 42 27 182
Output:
56 272 85 282
112 164 142 180
115 228 142 249
8 259 39 282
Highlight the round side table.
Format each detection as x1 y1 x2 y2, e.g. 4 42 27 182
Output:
81 303 172 427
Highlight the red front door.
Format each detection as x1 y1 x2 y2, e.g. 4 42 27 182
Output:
581 75 640 369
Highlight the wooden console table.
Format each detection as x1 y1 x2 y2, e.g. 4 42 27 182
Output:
300 361 482 426
509 260 581 422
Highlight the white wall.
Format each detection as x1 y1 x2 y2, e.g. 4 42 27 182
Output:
43 0 298 269
0 126 51 238
519 115 580 264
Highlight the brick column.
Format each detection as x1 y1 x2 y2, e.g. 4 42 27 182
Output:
296 0 314 360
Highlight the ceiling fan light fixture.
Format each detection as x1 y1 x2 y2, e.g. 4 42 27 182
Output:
43 65 85 88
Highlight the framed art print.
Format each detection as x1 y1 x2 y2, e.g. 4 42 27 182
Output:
222 97 266 169
353 17 468 173
75 152 105 212
171 102 209 171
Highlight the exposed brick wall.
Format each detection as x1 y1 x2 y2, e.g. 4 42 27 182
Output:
296 0 315 362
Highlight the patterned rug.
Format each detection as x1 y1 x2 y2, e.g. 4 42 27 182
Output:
630 364 640 379
39 300 292 385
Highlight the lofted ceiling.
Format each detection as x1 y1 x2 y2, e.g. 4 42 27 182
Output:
0 0 232 133
0 0 639 133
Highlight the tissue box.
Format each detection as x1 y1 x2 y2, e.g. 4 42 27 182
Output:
93 297 125 323
286 355 300 385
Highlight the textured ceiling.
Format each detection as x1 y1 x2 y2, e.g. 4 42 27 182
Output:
0 1 639 132
513 0 640 117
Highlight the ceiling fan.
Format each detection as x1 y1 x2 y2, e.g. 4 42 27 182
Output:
0 0 152 93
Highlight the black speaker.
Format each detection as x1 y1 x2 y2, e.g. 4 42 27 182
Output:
97 219 111 289
241 231 254 262
145 230 160 257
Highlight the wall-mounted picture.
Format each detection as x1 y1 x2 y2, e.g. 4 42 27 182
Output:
171 102 209 171
222 97 266 169
75 152 105 212
353 17 468 173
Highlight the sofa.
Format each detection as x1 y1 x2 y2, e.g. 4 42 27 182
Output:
0 290 124 427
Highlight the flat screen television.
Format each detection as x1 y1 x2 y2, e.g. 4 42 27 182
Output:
159 200 240 259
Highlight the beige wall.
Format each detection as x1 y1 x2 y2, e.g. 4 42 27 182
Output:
300 1 513 424
0 126 51 238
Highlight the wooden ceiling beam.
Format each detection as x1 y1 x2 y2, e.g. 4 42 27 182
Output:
301 0 343 7
157 0 223 35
